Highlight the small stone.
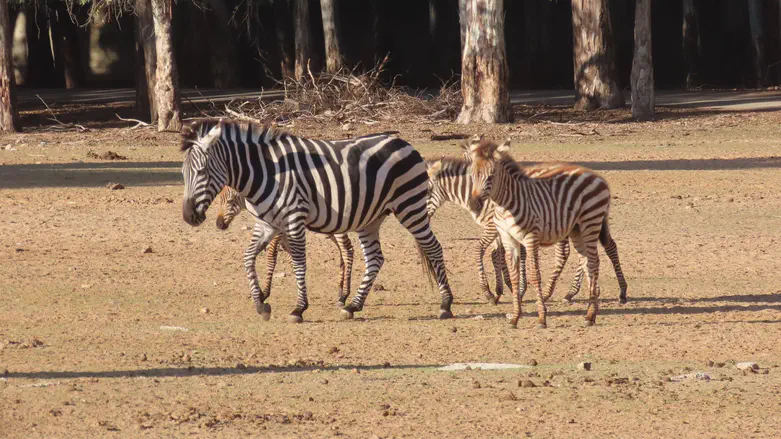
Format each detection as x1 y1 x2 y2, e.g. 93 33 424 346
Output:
529 359 538 367
727 198 734 202
2 368 8 376
761 369 770 375
235 362 246 369
706 360 714 367
351 368 360 374
378 403 391 410
518 379 536 388
320 379 329 385
471 380 481 389
450 327 457 333
578 362 592 371
14 248 23 252
200 307 210 314
373 283 386 291
182 353 191 362
500 391 517 401
106 182 124 190
382 361 391 368
308 397 314 402
736 362 759 372
568 419 576 424
142 246 153 254
715 362 726 368
328 346 339 354
140 353 147 362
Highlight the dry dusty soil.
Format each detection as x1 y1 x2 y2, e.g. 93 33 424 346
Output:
2 104 781 438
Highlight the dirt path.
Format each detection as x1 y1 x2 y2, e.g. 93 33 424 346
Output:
1 108 781 438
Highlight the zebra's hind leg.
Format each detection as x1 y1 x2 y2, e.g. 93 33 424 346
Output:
342 222 386 320
406 220 454 319
563 261 585 303
261 233 283 302
285 223 310 324
332 234 354 307
541 239 570 302
599 222 628 304
489 240 505 305
244 222 278 321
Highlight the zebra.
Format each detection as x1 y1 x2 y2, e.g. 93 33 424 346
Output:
466 137 627 328
427 156 624 306
181 118 455 323
213 185 356 309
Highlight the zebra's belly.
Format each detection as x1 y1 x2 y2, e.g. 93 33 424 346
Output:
494 208 574 247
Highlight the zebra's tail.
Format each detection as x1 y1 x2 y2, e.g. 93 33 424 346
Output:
415 242 436 290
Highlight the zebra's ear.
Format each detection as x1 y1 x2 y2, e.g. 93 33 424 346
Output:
497 138 511 152
426 160 443 178
468 134 484 152
198 120 224 151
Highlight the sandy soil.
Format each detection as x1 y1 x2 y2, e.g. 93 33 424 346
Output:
2 105 781 438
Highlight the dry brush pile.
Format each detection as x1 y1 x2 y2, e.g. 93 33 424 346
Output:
223 58 462 126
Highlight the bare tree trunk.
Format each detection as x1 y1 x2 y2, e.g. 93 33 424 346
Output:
53 8 80 90
0 0 20 132
294 0 313 81
571 0 623 111
151 0 181 131
11 10 27 86
631 0 653 119
320 0 343 73
135 0 157 122
747 0 766 87
274 0 294 78
458 0 467 54
457 0 511 124
682 0 700 89
205 0 240 88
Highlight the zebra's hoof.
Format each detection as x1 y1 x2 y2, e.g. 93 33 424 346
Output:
584 320 595 327
537 323 547 329
563 296 575 304
259 303 272 321
487 296 499 306
340 309 354 320
336 300 346 308
288 314 304 324
619 296 627 305
438 309 453 320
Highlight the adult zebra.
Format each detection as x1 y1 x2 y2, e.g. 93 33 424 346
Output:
214 186 356 308
427 156 626 306
181 119 455 322
466 137 626 328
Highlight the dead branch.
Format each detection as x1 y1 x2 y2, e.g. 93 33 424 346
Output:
36 95 89 132
431 133 469 141
115 114 151 130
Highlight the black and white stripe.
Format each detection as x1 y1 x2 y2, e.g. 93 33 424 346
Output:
181 119 454 322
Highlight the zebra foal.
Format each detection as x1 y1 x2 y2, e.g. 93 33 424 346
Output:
214 186 356 309
181 119 455 322
466 137 626 328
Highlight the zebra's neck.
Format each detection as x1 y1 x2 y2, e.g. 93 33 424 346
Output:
493 156 529 209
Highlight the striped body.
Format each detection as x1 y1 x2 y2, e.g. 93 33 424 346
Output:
215 186 356 307
467 138 627 328
181 119 454 322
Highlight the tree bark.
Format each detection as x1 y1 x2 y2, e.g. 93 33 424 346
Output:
150 0 181 131
630 0 653 119
11 10 27 86
457 0 511 124
294 0 313 81
205 0 240 88
274 0 294 78
682 0 700 89
458 0 467 54
52 7 80 90
571 0 623 111
135 0 157 122
0 0 20 132
747 0 766 87
320 0 343 73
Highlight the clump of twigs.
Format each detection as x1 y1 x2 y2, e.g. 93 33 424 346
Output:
224 56 462 126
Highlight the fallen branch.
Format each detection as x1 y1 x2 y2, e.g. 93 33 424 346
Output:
430 133 469 141
36 95 89 132
115 114 150 130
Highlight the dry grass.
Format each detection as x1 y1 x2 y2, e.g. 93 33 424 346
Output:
223 57 463 126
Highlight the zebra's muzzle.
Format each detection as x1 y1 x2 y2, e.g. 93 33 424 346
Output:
182 199 206 227
468 196 483 213
215 214 229 230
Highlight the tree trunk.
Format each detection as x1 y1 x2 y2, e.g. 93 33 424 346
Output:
571 0 623 110
274 0 294 79
630 0 653 119
135 0 157 122
294 0 313 81
12 10 27 86
682 0 700 89
457 0 511 124
747 0 766 87
458 0 467 54
150 0 181 131
205 0 240 88
0 0 20 132
52 7 80 90
320 0 343 73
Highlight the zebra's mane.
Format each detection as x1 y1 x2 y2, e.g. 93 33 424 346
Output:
179 118 288 152
470 138 526 178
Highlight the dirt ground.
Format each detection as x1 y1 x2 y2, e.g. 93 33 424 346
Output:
2 103 781 438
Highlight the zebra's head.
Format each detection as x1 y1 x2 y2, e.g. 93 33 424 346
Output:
215 186 246 230
466 136 511 212
425 159 445 217
180 119 229 227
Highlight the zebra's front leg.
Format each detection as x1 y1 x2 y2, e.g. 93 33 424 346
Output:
244 222 278 321
285 224 309 324
341 229 384 320
489 240 506 305
563 258 586 303
541 239 570 302
523 235 547 329
261 234 283 302
477 225 500 305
